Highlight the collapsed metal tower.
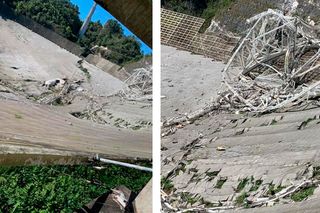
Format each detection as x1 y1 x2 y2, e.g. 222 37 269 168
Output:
221 9 320 113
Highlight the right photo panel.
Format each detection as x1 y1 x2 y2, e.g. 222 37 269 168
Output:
161 0 320 212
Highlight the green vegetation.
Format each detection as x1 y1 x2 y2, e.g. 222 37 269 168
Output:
313 166 320 179
0 164 151 212
131 125 142 131
215 177 227 189
236 178 249 192
78 65 91 80
161 0 235 20
202 0 234 20
235 192 248 206
291 186 316 202
270 119 278 125
249 179 263 191
4 0 144 65
78 20 143 65
14 113 22 119
161 0 279 33
52 97 64 106
235 176 262 193
298 116 316 130
173 162 186 176
267 184 285 196
161 177 174 193
161 0 235 21
161 0 208 17
10 0 81 42
205 170 220 181
189 173 201 184
180 192 200 205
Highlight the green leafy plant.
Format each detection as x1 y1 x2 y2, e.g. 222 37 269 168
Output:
78 20 143 65
236 178 249 192
235 192 248 206
5 0 144 65
267 184 285 196
14 0 82 42
0 164 151 212
161 177 174 193
215 177 227 189
291 186 316 202
249 179 263 191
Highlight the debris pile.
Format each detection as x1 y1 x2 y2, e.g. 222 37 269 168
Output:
90 45 112 58
219 9 320 113
39 78 85 106
119 66 152 101
161 8 320 212
161 189 235 213
77 186 134 212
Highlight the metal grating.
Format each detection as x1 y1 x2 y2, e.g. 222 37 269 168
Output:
161 8 205 48
161 8 240 62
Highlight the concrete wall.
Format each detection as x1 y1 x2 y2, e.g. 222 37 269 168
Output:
86 54 130 81
133 179 152 213
123 56 152 74
0 2 83 56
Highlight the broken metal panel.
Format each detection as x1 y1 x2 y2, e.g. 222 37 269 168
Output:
161 8 205 48
220 9 320 113
190 33 238 62
161 8 320 212
117 64 152 103
161 8 239 62
95 0 152 47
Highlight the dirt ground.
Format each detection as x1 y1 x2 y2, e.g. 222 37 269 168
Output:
161 45 225 119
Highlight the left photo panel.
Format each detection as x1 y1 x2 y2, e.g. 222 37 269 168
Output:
0 0 152 212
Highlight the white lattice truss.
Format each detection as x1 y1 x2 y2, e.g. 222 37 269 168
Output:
221 9 320 113
119 66 152 101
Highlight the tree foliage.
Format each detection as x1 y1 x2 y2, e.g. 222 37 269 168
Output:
4 0 144 65
13 0 82 42
0 164 151 212
79 20 143 65
161 0 207 16
161 0 235 19
161 0 282 33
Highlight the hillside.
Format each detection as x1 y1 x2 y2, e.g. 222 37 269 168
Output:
162 0 320 33
3 0 144 65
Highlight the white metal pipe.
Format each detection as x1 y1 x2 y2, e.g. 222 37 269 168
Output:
79 2 97 37
94 155 152 172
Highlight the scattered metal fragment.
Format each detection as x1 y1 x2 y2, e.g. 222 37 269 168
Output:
216 146 227 151
220 9 320 113
118 66 152 101
161 5 320 213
